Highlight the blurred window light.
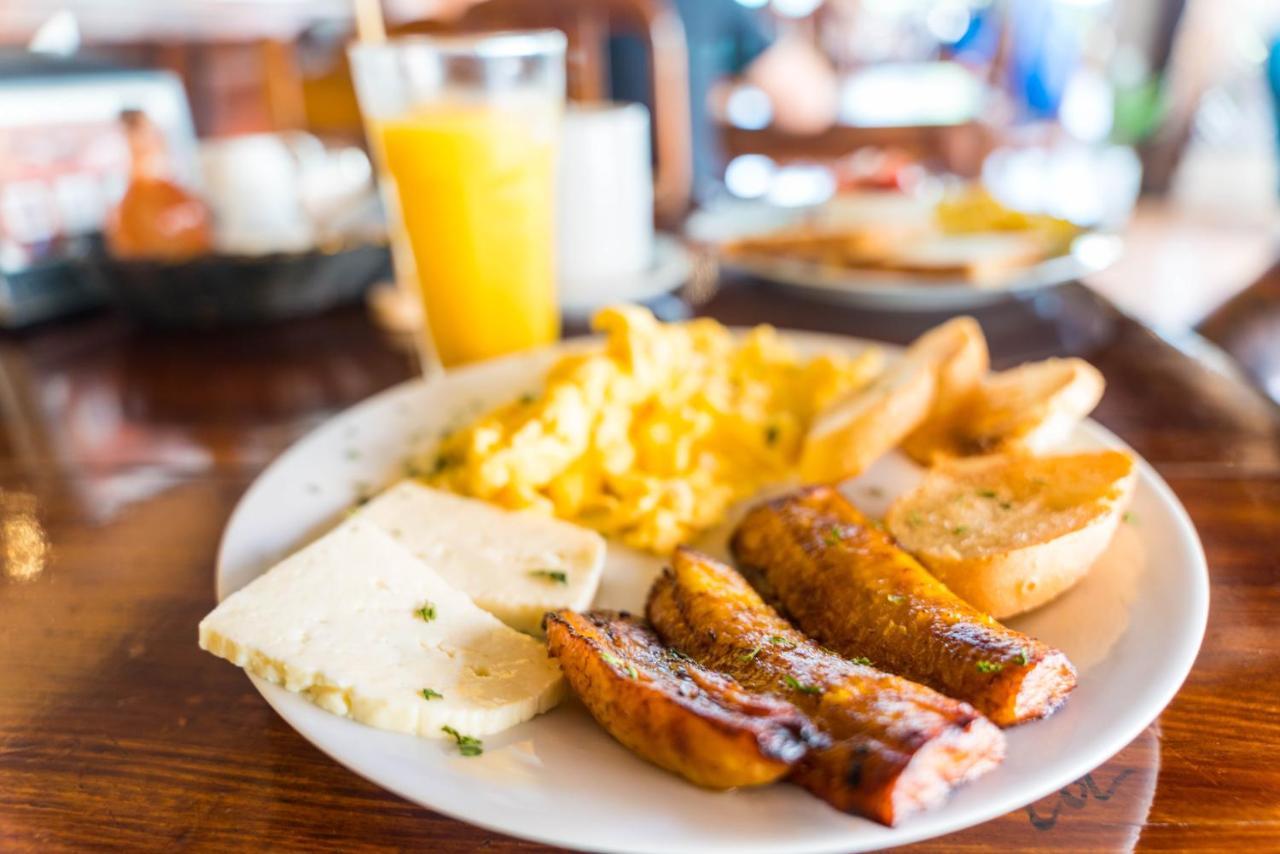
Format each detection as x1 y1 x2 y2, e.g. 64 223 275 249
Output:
1058 69 1113 143
725 85 773 130
724 154 777 199
926 3 972 45
734 0 769 7
28 10 80 55
766 163 836 208
1233 26 1268 67
839 63 983 127
772 0 824 19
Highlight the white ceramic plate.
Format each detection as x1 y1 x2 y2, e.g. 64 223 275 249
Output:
216 332 1208 854
685 201 1123 311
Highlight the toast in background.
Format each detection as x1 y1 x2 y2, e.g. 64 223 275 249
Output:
800 356 935 482
904 357 1105 464
724 224 907 269
885 450 1137 618
870 233 1047 285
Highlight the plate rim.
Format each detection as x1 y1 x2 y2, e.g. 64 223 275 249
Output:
215 331 1209 853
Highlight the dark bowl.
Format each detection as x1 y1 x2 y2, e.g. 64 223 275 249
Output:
103 242 392 329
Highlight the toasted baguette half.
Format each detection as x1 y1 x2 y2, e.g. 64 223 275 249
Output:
902 318 989 461
885 450 1137 618
905 357 1104 464
800 356 935 482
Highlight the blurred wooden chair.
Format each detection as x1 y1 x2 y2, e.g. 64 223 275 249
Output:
392 0 693 222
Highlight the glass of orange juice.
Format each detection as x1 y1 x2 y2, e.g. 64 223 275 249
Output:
349 31 566 368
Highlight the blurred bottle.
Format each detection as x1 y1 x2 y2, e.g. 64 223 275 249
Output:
105 110 213 261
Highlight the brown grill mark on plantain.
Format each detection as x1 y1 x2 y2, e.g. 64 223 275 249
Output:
729 485 1078 726
544 610 823 790
645 548 1005 826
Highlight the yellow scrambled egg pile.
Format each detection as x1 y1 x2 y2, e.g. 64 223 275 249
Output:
426 305 881 553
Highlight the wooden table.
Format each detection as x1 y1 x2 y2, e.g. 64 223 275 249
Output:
2 277 1278 851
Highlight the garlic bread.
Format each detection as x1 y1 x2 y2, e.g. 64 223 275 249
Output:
885 450 1137 618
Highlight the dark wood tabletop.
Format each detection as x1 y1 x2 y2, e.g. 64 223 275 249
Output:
2 276 1278 852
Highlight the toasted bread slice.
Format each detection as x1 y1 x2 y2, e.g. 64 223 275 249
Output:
885 450 1137 618
905 357 1104 464
901 318 989 462
873 233 1046 284
800 356 935 482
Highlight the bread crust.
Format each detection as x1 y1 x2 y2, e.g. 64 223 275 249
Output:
801 358 935 481
904 357 1104 464
886 451 1137 618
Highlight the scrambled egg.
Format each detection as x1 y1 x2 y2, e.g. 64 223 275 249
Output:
935 187 1079 254
425 305 882 553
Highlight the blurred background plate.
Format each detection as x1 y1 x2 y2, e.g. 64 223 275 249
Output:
686 200 1123 311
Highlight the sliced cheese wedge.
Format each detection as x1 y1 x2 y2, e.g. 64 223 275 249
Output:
357 481 606 635
199 518 565 739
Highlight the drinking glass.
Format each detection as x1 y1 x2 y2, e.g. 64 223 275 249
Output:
350 31 566 368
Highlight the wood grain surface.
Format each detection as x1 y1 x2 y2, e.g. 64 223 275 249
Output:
1 278 1277 852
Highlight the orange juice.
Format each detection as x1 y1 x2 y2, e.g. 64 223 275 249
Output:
376 103 559 366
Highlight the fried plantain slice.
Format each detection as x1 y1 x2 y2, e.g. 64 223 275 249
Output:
730 485 1077 726
544 610 823 789
646 549 1004 826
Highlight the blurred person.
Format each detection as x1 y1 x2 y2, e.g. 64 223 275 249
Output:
388 0 839 199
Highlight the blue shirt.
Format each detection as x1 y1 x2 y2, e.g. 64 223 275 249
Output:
610 0 773 199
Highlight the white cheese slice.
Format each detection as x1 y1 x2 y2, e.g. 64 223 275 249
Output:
357 481 605 635
199 518 565 739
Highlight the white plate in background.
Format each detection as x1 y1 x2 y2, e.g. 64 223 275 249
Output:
685 200 1123 311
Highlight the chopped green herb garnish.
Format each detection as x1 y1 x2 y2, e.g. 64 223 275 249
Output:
824 526 845 545
783 675 822 695
416 602 436 622
528 569 569 585
431 454 456 476
866 486 885 499
851 656 872 666
766 635 793 647
421 688 443 700
519 392 537 405
344 448 360 461
666 648 693 663
601 651 638 679
1014 649 1029 667
441 726 483 756
764 425 780 445
952 525 969 535
976 660 1004 674
999 500 1014 510
740 645 762 662
886 594 905 604
1123 511 1138 525
976 489 998 498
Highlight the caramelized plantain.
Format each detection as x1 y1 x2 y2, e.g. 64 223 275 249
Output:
646 549 1004 826
730 486 1077 726
545 610 822 789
